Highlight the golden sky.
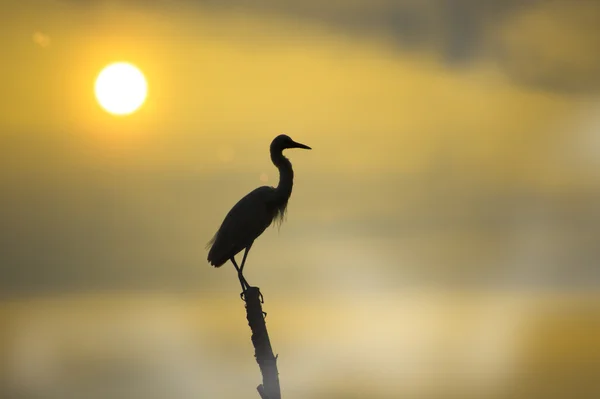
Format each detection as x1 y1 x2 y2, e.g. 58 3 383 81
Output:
1 1 600 398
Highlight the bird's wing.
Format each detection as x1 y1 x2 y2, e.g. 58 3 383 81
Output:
207 186 277 266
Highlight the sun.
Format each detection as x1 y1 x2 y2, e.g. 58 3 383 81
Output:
95 62 147 116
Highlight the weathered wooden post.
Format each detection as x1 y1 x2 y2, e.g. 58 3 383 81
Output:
242 286 281 399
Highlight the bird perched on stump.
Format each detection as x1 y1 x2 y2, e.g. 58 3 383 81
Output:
207 134 311 291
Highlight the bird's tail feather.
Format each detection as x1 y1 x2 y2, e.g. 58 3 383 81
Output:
206 233 228 267
205 234 217 251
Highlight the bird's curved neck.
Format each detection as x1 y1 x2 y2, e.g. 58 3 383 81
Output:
270 147 293 202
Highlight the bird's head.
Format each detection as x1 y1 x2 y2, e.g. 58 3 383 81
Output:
271 134 312 151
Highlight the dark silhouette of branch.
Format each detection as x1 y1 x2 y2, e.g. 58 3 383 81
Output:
242 286 281 399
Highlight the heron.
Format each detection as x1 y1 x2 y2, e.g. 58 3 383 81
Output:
206 134 311 291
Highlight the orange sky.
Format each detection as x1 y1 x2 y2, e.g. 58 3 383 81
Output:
2 0 599 296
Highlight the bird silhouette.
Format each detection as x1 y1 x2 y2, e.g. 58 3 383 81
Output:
207 134 311 291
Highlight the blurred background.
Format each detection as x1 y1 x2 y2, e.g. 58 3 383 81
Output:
1 0 599 398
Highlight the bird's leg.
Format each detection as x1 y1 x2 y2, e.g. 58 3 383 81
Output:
239 274 250 291
236 244 253 294
230 256 241 274
230 257 247 292
239 243 253 273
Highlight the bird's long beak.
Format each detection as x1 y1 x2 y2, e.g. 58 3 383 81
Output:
291 140 311 150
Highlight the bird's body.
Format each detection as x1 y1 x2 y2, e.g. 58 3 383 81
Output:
207 134 311 289
207 186 282 267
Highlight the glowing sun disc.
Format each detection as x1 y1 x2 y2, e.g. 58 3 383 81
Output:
95 62 147 115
